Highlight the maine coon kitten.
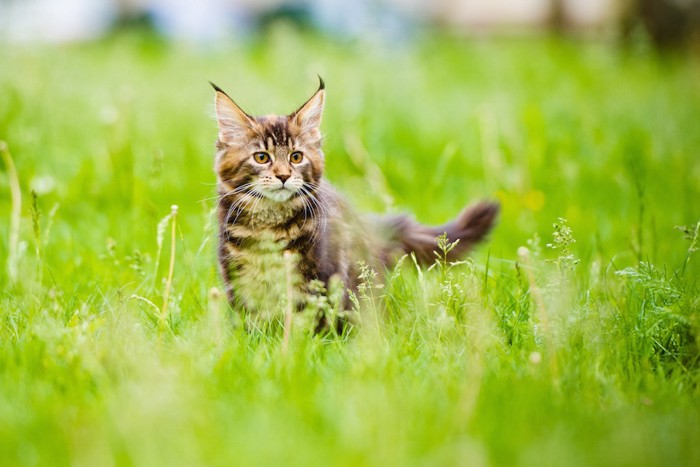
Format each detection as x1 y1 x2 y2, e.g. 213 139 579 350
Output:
212 79 499 326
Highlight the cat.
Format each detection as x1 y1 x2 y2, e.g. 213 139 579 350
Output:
212 78 499 328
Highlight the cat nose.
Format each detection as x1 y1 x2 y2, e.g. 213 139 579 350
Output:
276 174 290 183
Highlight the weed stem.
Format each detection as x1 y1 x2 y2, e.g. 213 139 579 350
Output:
518 246 560 384
1 141 21 282
161 204 178 330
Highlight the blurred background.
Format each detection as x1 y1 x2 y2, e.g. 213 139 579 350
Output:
0 0 699 47
0 0 698 269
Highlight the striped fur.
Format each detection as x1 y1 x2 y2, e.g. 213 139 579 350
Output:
212 80 499 325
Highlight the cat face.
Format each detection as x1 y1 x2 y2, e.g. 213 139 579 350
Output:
213 80 325 204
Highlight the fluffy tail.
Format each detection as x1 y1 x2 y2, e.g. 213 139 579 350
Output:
378 201 500 265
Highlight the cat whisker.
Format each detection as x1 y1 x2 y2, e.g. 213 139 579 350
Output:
303 184 335 221
210 182 256 208
223 196 248 231
299 186 319 237
299 185 330 243
222 187 258 233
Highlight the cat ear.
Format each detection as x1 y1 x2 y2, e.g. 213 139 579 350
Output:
210 82 255 144
291 77 325 132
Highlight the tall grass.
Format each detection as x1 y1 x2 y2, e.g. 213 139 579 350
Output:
0 30 698 466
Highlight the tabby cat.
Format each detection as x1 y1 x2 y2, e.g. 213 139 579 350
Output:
212 78 499 326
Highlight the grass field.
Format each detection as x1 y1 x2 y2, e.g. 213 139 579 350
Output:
1 28 699 466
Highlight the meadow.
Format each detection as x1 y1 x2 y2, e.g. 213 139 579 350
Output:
0 28 699 466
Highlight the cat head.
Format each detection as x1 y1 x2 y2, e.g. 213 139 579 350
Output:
212 79 325 203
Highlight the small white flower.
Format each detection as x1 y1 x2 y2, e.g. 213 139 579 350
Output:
30 174 56 195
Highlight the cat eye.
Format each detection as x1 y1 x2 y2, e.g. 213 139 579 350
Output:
253 152 270 164
290 151 304 164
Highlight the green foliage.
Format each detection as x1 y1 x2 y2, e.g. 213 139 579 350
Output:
0 30 699 466
616 262 698 369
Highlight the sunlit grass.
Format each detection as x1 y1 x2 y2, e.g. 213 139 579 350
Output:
0 29 699 466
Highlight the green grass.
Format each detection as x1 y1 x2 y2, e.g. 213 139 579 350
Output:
1 29 699 466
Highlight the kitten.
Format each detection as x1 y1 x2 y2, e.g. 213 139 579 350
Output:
212 78 499 326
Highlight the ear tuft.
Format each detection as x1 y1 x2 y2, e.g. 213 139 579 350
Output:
209 81 223 93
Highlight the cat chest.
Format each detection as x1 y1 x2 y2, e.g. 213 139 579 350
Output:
223 230 306 310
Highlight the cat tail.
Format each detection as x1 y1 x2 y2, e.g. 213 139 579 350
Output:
378 201 500 266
